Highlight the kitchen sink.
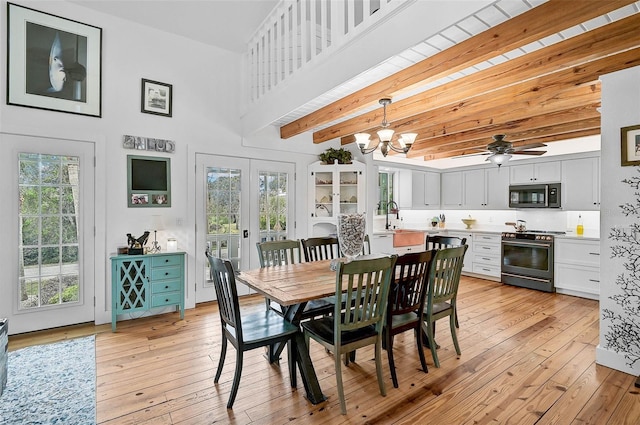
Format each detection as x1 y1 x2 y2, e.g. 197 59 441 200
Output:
393 230 426 247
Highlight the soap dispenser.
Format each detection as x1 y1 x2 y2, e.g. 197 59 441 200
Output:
576 214 584 236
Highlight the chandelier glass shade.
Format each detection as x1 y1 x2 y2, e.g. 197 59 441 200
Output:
487 153 512 167
356 98 418 157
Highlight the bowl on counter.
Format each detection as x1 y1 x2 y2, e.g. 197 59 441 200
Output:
461 218 476 229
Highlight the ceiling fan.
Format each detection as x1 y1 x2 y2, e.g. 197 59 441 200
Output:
464 134 547 167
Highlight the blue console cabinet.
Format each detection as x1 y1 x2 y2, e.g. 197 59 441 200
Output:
111 252 185 331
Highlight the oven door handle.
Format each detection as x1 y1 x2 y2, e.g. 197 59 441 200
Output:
502 242 552 248
545 185 549 207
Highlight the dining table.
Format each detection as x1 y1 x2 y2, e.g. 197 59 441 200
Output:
236 258 339 405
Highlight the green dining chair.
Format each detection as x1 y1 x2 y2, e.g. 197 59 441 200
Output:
208 255 300 408
301 236 339 262
421 245 468 368
301 254 397 415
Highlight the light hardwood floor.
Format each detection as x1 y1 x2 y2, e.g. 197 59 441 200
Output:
8 276 640 424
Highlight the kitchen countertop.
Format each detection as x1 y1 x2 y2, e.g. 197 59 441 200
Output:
372 227 600 241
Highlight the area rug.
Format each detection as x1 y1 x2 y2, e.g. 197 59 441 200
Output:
0 336 96 425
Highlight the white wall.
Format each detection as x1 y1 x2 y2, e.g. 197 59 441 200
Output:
0 1 320 328
597 65 640 376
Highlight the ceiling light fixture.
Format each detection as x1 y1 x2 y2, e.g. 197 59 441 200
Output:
487 153 512 167
355 98 417 157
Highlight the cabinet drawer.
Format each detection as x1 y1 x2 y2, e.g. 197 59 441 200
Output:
151 266 182 281
151 280 182 294
152 255 182 268
555 239 600 267
472 263 501 277
151 292 182 307
473 233 501 244
555 264 600 295
395 245 424 255
474 243 500 256
473 253 500 266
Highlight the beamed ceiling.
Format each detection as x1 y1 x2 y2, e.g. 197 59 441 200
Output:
278 0 640 165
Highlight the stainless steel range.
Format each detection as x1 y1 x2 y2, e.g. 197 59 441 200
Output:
501 231 565 292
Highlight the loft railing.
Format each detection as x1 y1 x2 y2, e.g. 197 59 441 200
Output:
246 0 409 104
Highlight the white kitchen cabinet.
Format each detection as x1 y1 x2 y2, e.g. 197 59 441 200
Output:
471 233 501 278
370 233 394 254
462 168 509 209
398 169 413 209
510 161 561 184
441 171 463 209
410 171 440 209
447 231 473 273
394 244 425 255
309 160 366 236
562 157 600 210
554 238 600 299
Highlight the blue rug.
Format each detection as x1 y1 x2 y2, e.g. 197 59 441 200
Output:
0 336 96 425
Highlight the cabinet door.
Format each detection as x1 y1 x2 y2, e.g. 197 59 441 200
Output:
424 172 441 207
510 161 561 184
464 169 486 208
411 171 425 209
114 258 149 313
398 169 413 209
485 167 509 209
370 233 394 254
562 157 599 210
441 172 463 209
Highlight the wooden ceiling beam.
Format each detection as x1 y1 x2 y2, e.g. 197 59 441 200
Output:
321 15 640 144
281 0 636 140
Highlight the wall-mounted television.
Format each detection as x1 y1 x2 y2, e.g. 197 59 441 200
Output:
127 155 171 207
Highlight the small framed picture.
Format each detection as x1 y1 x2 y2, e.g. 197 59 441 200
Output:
6 3 102 117
141 79 172 117
621 124 640 166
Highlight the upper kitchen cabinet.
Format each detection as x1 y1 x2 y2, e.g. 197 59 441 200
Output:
398 169 413 209
562 156 600 210
309 160 366 236
464 168 509 209
410 171 440 209
509 161 561 184
441 171 463 209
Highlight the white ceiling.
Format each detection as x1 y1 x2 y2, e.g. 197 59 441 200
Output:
74 0 606 169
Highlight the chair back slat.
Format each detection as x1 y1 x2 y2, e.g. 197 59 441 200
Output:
301 237 339 262
427 246 467 306
257 240 302 267
425 235 467 250
335 256 397 338
389 250 435 317
207 255 242 340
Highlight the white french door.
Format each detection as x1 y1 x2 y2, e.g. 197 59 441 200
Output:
0 133 95 334
195 155 295 303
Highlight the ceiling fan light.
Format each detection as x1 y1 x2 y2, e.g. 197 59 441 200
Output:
377 128 395 143
488 153 512 166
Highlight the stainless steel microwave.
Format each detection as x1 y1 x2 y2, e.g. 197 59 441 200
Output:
509 183 561 208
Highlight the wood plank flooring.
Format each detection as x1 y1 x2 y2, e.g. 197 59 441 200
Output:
8 276 640 424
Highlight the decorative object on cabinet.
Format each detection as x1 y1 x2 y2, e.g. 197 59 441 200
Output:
6 3 102 117
148 215 165 254
127 155 171 207
620 124 640 166
319 147 352 164
123 135 175 153
127 231 150 255
461 217 476 229
111 252 185 331
141 78 172 117
355 98 417 157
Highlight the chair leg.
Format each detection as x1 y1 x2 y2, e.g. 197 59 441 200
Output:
386 331 399 388
375 337 386 396
227 349 243 409
335 351 347 414
414 326 428 373
450 312 461 356
264 297 271 311
422 320 440 368
287 338 297 388
214 336 227 383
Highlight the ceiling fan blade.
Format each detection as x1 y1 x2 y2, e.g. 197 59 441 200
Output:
451 151 490 159
512 143 547 151
512 150 547 156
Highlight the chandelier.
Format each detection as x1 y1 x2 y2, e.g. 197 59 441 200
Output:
355 98 417 157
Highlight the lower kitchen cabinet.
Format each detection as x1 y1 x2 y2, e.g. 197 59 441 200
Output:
554 238 600 299
447 231 473 274
394 244 425 255
370 233 394 254
471 233 501 278
111 252 186 331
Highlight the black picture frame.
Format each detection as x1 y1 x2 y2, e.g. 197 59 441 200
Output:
127 155 172 208
141 79 172 117
621 124 640 167
6 3 102 117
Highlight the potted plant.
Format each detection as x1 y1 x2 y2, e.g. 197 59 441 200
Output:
319 147 352 164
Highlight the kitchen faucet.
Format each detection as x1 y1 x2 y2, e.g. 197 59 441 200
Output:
385 200 399 230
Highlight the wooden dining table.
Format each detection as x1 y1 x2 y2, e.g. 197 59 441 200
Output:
236 259 339 405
